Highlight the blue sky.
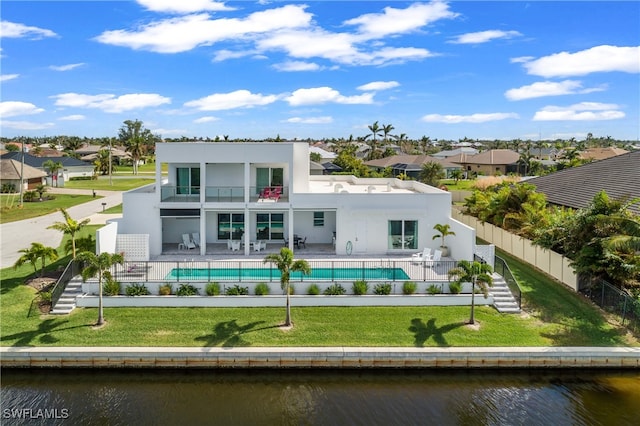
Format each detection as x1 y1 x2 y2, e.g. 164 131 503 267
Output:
1 1 639 141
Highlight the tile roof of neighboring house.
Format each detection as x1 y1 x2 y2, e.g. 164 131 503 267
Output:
0 152 91 168
0 159 48 180
431 147 479 158
452 149 520 165
364 155 461 169
579 147 629 161
309 146 337 159
527 150 640 216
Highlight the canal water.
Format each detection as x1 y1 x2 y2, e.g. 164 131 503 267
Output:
2 369 639 425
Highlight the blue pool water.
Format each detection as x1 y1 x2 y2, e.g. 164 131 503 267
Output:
165 267 410 281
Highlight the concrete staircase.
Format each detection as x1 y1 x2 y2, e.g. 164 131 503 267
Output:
50 279 83 315
491 273 521 314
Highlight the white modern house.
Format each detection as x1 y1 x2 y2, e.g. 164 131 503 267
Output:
113 142 475 260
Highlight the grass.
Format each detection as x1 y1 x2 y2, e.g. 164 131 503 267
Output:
440 179 475 191
64 177 154 192
0 194 96 224
1 231 637 347
114 162 167 174
100 204 122 214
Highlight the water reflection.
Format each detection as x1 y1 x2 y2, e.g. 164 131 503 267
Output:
2 369 639 426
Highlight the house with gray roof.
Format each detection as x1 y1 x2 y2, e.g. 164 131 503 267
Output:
0 152 94 184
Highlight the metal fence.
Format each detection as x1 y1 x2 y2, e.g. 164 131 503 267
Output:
112 259 458 284
578 274 640 334
493 255 522 309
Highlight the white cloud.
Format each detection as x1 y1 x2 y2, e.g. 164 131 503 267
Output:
52 92 171 113
0 21 57 39
286 87 374 106
421 112 519 123
449 30 521 44
95 5 312 53
344 1 459 38
185 90 279 110
505 80 605 100
194 116 219 123
136 0 234 14
1 120 54 130
0 74 19 82
285 116 333 124
0 101 44 117
533 102 625 121
49 63 85 72
273 61 321 72
357 81 400 91
59 114 85 121
521 45 640 77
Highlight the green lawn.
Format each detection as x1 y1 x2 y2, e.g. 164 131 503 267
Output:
0 194 96 224
440 179 475 191
1 230 637 347
100 204 122 214
64 177 154 192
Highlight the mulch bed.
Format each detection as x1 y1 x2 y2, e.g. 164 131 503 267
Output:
25 271 63 314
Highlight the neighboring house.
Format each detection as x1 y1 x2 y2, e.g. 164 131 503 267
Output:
75 144 132 165
578 147 629 161
115 142 475 259
527 151 640 216
431 147 478 159
309 146 337 163
0 152 94 184
450 149 520 176
365 155 462 179
0 159 47 191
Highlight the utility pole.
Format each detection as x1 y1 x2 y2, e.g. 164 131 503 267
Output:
109 138 113 186
19 139 24 207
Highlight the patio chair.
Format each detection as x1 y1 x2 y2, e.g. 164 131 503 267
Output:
411 248 432 264
182 234 196 250
230 240 241 251
298 236 307 248
427 249 442 268
254 241 264 252
192 232 200 247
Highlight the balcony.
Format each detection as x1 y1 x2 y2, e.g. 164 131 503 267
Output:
160 185 289 203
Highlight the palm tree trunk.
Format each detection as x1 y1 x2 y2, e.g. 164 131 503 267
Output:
469 281 476 324
97 271 104 326
284 285 291 326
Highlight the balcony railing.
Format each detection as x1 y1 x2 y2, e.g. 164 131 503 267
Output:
160 185 200 202
205 187 244 202
250 186 289 202
160 185 290 203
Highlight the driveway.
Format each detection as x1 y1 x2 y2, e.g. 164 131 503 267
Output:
0 189 123 269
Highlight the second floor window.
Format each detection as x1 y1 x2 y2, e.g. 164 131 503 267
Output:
177 167 200 195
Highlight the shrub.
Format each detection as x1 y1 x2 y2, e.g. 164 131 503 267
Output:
254 282 270 296
427 284 442 295
307 283 320 295
225 284 249 296
205 282 221 296
448 281 462 294
1 183 16 193
402 281 417 295
39 290 52 303
373 282 392 295
176 283 199 296
103 278 121 296
23 191 37 202
286 284 295 295
125 282 150 296
324 283 346 295
352 280 369 295
159 283 173 295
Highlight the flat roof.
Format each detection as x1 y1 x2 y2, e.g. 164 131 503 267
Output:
307 178 439 195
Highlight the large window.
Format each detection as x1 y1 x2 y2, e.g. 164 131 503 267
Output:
388 220 418 250
218 213 244 240
256 167 284 192
313 212 324 227
177 167 200 195
256 213 284 240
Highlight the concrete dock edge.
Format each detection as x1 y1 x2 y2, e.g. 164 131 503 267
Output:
1 347 639 369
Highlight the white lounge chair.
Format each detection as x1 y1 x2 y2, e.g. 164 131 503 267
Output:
192 233 200 247
182 234 196 250
253 241 264 252
227 240 233 250
411 248 432 264
230 240 241 251
427 249 442 268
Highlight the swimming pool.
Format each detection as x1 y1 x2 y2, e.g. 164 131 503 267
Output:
165 267 410 282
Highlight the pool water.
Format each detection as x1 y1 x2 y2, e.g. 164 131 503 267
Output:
165 267 410 281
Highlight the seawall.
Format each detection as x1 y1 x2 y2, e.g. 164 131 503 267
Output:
1 347 639 369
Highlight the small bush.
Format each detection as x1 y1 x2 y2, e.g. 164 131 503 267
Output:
427 284 442 295
307 283 320 295
255 282 270 296
159 283 173 295
39 290 52 303
286 284 295 295
352 280 369 295
1 183 16 193
324 283 346 295
176 283 199 296
70 176 94 181
373 282 392 295
205 282 221 296
225 284 249 296
448 281 462 294
103 279 121 296
402 281 417 295
125 282 150 296
23 191 37 202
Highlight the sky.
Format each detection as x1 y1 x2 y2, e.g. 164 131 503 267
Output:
1 0 639 142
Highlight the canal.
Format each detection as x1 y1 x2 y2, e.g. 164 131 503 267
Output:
2 369 639 425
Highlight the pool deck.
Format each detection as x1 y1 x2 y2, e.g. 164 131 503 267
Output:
2 346 639 369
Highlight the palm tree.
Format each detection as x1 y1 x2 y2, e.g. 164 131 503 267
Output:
263 248 311 327
382 123 395 144
450 169 463 184
418 161 444 187
448 260 493 325
364 121 382 159
14 242 59 277
48 208 90 258
42 160 63 187
77 251 124 326
118 119 157 175
432 223 456 256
